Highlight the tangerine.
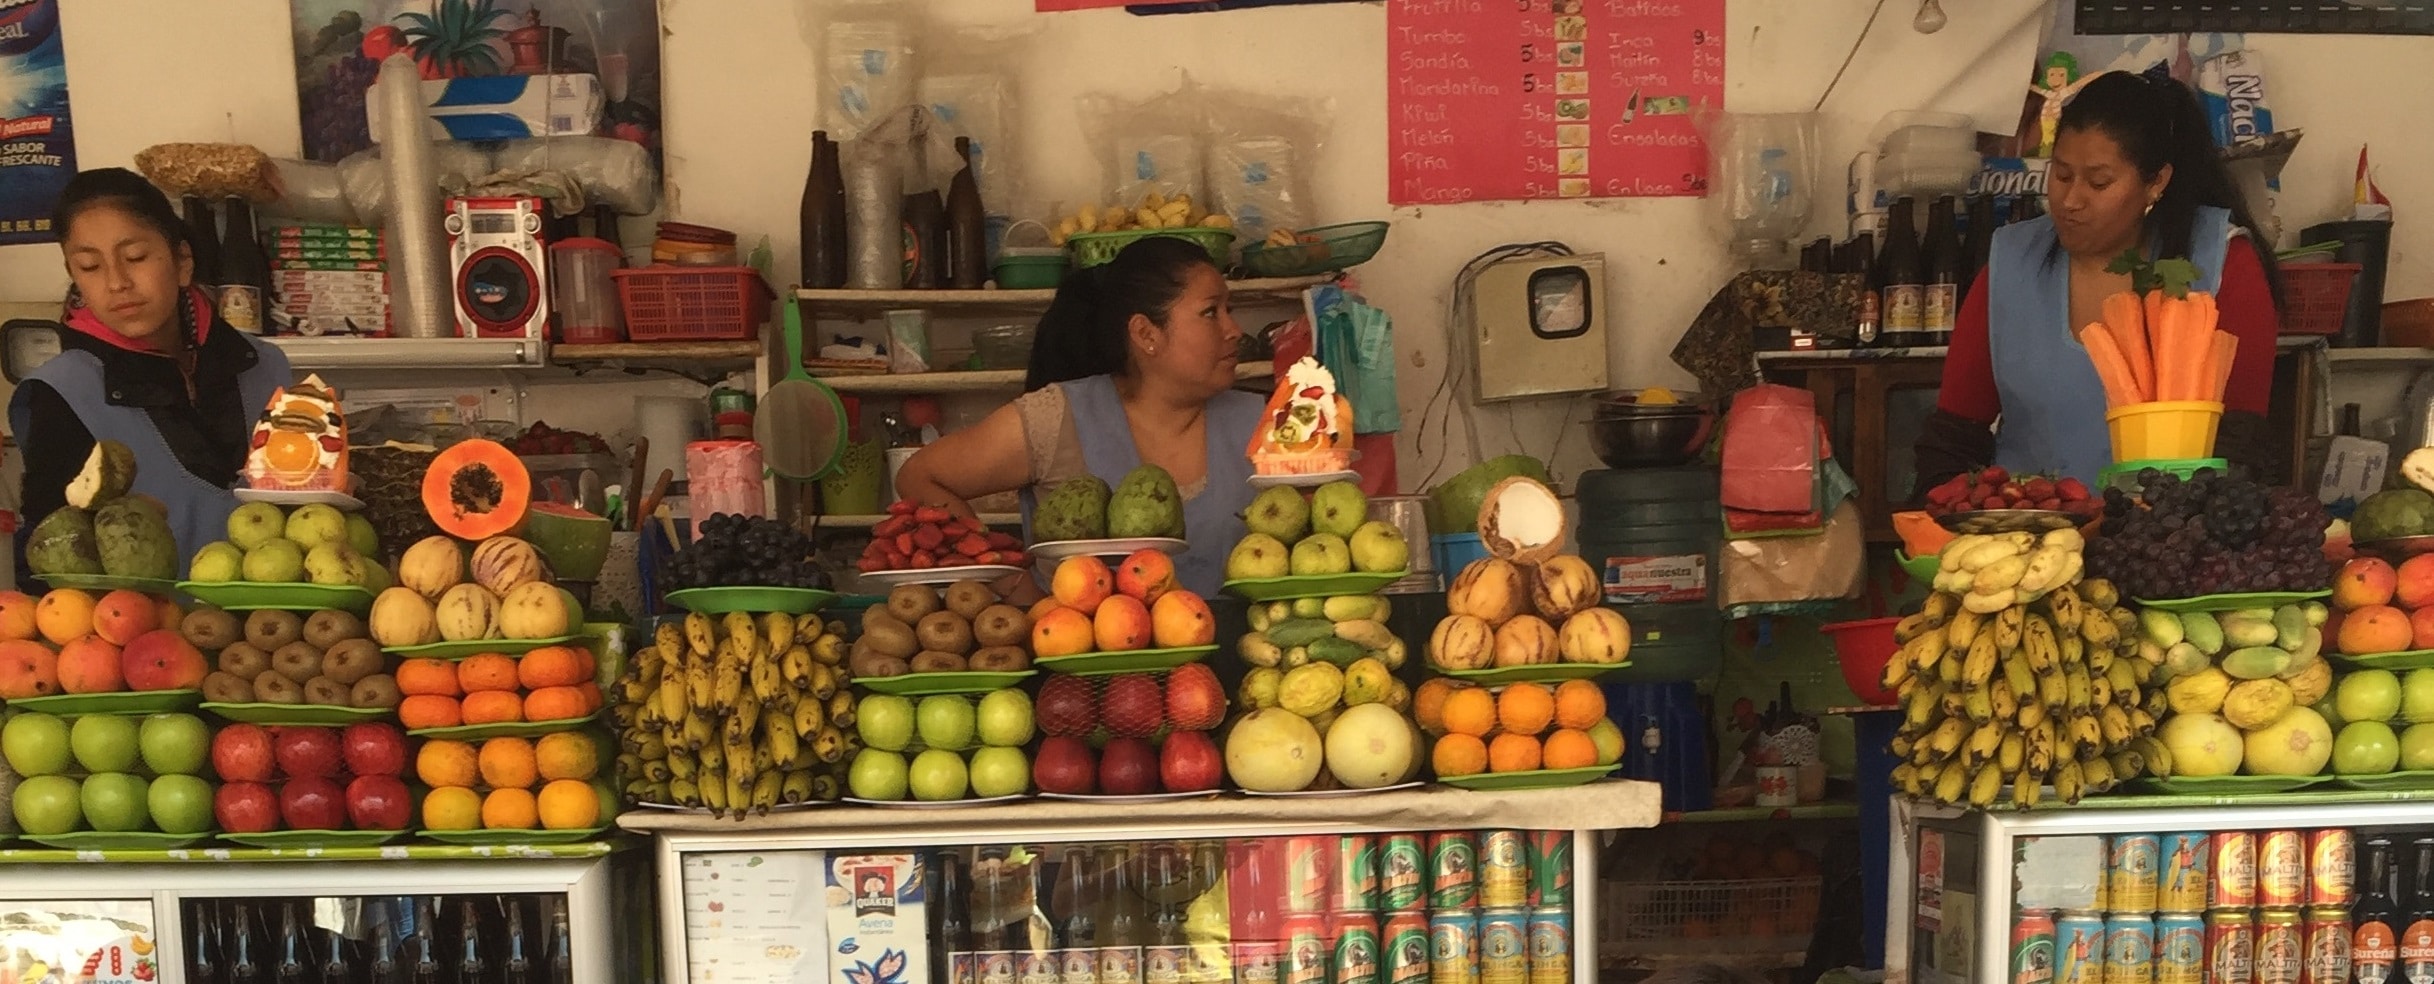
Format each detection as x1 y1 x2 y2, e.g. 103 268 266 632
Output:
456 654 520 693
1441 687 1498 738
1496 683 1556 736
415 739 479 787
1553 679 1608 731
536 779 601 830
536 732 599 781
481 787 540 829
1487 732 1543 772
1432 733 1489 777
517 646 590 689
1413 678 1463 736
421 786 482 831
398 695 464 730
460 690 524 725
575 681 604 712
478 737 540 789
524 686 589 723
396 659 461 697
34 589 95 646
1541 728 1599 769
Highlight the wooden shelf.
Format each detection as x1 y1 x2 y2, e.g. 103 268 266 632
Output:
794 275 1332 317
2327 346 2434 367
554 340 760 362
817 360 1274 395
811 512 1021 528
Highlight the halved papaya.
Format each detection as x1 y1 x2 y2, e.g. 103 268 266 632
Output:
422 439 531 540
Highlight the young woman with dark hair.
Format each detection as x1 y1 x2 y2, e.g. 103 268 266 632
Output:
893 236 1261 594
10 167 292 585
1915 70 2284 492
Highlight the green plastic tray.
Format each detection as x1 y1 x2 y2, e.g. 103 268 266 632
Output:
24 830 213 850
7 689 200 716
665 587 836 616
36 574 180 595
407 712 601 740
381 635 587 659
218 829 407 849
2133 591 2333 613
2335 770 2434 791
857 671 1038 696
200 702 391 726
2331 649 2434 671
1435 766 1616 791
178 582 375 613
1222 571 1407 602
2139 774 2327 795
1437 663 1630 685
416 826 609 846
1035 646 1217 676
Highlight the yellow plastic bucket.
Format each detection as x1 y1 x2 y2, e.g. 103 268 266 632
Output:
2106 400 2224 462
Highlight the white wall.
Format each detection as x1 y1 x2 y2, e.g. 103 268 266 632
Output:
4 0 2425 486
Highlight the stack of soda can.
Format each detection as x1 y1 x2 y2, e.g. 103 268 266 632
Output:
1416 831 1572 984
2016 828 2353 984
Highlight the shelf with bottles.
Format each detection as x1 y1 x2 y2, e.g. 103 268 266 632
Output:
178 893 585 984
792 278 1333 320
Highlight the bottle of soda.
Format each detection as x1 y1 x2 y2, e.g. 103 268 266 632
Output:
274 903 308 984
1058 846 1098 949
934 850 972 983
365 900 402 984
2402 839 2434 983
188 900 226 984
501 897 533 984
408 899 444 984
545 898 574 984
1100 846 1145 947
456 899 488 984
2356 838 2399 984
320 907 356 984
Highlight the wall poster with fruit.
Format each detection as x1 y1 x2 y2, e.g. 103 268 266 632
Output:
288 0 663 166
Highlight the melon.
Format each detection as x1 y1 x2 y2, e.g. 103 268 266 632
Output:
1323 703 1417 789
524 502 612 581
1223 708 1324 792
421 439 530 540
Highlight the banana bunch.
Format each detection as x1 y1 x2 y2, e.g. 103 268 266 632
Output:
1932 528 2086 613
1887 561 2175 809
611 610 856 819
1049 192 1234 244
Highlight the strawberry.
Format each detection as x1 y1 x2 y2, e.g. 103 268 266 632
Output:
856 556 885 572
974 551 1004 565
912 525 945 550
894 532 917 555
872 515 912 538
2055 477 2091 502
987 531 1021 550
2036 497 2063 511
1980 466 2009 485
910 551 938 568
887 500 917 516
914 505 952 524
2022 477 2056 501
955 534 990 556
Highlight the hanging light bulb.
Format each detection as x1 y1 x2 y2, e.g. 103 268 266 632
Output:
1914 0 1948 33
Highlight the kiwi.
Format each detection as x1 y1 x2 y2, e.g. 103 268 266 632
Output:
886 585 942 624
972 605 1032 648
916 610 975 655
860 606 902 632
944 580 998 621
253 671 304 704
909 650 968 673
968 645 1030 672
181 609 242 651
848 650 911 679
245 610 304 651
271 641 325 683
302 609 367 650
219 641 273 679
201 670 255 703
349 674 403 709
322 638 385 685
302 676 352 706
860 616 920 658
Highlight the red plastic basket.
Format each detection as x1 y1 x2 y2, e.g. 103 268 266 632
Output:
611 266 773 342
2279 261 2362 335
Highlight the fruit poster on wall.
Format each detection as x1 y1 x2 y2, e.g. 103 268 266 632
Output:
0 0 76 247
287 0 661 166
1386 0 1724 205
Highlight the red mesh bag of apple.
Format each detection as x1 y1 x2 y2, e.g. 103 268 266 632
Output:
1033 669 1225 796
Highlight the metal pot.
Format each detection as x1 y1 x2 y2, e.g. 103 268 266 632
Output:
1586 411 1715 469
1369 495 1435 574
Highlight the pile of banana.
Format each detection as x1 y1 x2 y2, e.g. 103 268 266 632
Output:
1049 192 1233 244
1887 538 2177 808
1928 528 2087 612
612 610 856 818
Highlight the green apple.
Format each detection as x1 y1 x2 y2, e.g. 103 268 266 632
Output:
857 694 915 753
2336 720 2402 776
917 695 977 752
2 712 71 776
345 514 381 558
1225 534 1291 581
2339 669 2404 725
1289 533 1353 576
969 746 1030 798
2403 723 2434 771
1347 521 1410 574
147 774 215 834
138 713 211 776
69 715 139 774
79 772 150 832
225 502 287 552
284 504 349 551
976 690 1035 748
908 748 969 802
1309 481 1368 538
2405 669 2434 725
1587 718 1625 765
12 774 82 835
846 749 909 801
189 542 245 584
242 540 307 583
1243 486 1310 542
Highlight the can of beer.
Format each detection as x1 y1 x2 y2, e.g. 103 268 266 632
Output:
1236 940 1282 984
2206 910 2255 984
1337 837 1380 913
2259 831 2308 909
2157 833 2210 914
2109 835 2162 915
1144 946 1188 984
1526 909 1570 984
1287 837 1335 915
1479 832 1529 910
1384 912 1430 984
1381 835 1426 912
1477 910 1527 984
2307 831 2355 908
1101 948 1144 984
1430 833 1478 911
1429 911 1478 984
1061 948 1104 984
2255 909 2301 984
2300 907 2349 984
2152 913 2201 984
1526 832 1572 908
2014 909 2057 984
1334 912 1381 984
2058 910 2107 984
982 951 1022 984
2103 912 2155 984
2213 832 2258 911
1284 913 1331 984
1020 951 1062 984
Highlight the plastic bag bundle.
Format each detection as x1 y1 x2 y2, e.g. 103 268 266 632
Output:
338 143 497 224
1207 135 1308 249
823 10 917 143
493 136 661 215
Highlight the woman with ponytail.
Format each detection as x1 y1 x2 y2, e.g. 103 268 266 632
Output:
1916 69 2284 492
893 237 1263 594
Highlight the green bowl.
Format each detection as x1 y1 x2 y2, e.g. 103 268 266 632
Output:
1239 221 1390 278
1896 551 1941 584
178 581 375 613
994 251 1068 290
664 586 835 616
1067 228 1235 269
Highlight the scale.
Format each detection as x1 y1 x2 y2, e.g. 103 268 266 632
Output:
0 319 63 383
1461 249 1609 401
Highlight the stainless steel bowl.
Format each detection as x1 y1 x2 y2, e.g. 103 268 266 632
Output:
1586 411 1714 469
1590 390 1712 416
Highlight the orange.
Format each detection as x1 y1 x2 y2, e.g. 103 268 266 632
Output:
1553 679 1608 731
1497 683 1556 736
415 739 480 788
477 737 540 789
576 681 604 712
1432 733 1489 777
396 659 461 697
0 591 40 641
456 654 520 693
421 786 482 831
1441 687 1497 738
34 589 95 646
1541 728 1599 769
1413 678 1462 736
481 787 540 829
536 779 601 830
398 695 464 730
524 686 589 723
535 732 599 781
1487 733 1543 772
460 690 524 725
517 646 590 689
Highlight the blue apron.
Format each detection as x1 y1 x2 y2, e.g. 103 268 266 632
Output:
1987 206 2231 486
10 340 290 577
1020 375 1262 597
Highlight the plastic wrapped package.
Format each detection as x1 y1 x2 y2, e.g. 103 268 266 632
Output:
919 74 1016 220
1201 89 1329 248
818 1 918 143
338 142 498 225
262 159 359 225
843 109 913 290
1079 79 1205 206
133 143 276 200
493 136 660 215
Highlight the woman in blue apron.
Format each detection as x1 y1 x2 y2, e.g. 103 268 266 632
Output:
11 169 291 586
1915 70 2284 494
894 237 1261 597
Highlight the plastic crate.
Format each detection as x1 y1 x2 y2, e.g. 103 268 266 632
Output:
2279 261 2362 335
1066 227 1235 269
611 266 773 342
1599 876 1822 961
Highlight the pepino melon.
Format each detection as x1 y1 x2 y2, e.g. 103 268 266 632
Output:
421 440 530 540
524 502 612 581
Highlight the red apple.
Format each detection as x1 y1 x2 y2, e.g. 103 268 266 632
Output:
1037 675 1098 739
273 727 344 780
1163 663 1226 731
1099 737 1159 795
280 776 347 830
214 781 279 833
340 723 408 777
212 724 276 783
344 774 412 830
1033 736 1097 795
120 629 206 692
1159 730 1223 792
1100 675 1165 739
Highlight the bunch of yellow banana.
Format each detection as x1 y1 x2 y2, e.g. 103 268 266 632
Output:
1887 565 2175 809
1931 528 2086 613
1049 192 1234 244
611 610 855 818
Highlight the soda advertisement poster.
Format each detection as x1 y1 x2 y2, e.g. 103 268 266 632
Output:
0 0 76 248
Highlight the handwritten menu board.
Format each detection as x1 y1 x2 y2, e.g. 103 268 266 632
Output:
1387 0 1724 205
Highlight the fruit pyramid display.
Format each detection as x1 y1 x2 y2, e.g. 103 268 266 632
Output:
1226 482 1411 582
207 721 415 834
392 646 603 732
1418 677 1623 779
2329 555 2434 659
856 500 1032 573
1224 672 1421 793
1034 552 1219 660
414 731 607 833
3 711 219 838
371 535 583 648
1242 594 1406 670
2085 468 2334 599
2140 601 2336 779
1425 478 1631 673
848 688 1040 802
1031 464 1188 543
1029 666 1228 796
24 440 180 583
193 608 402 711
612 610 854 816
0 588 207 700
188 500 391 592
2325 664 2434 777
854 580 1037 678
1886 528 2167 806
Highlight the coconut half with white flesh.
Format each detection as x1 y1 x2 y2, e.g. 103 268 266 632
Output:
64 440 136 510
2404 446 2434 496
1476 476 1566 565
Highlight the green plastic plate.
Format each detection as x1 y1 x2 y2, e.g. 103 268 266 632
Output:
1035 646 1218 676
2140 774 2327 795
1435 766 1617 791
2335 770 2434 792
37 574 180 595
857 671 1038 696
416 826 609 846
2330 649 2434 671
24 830 213 850
178 581 375 613
408 713 601 740
380 635 588 659
665 587 836 616
1438 663 1631 685
200 702 391 726
1222 571 1408 602
2132 591 2333 613
219 829 407 849
7 689 200 715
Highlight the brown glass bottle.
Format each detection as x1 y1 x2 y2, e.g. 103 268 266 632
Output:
1877 197 1927 347
1961 194 1995 304
946 137 987 289
1847 231 1880 347
455 899 487 984
183 196 222 290
217 196 269 334
800 131 847 288
1922 196 1963 342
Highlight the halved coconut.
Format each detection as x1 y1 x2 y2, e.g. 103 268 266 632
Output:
2404 446 2434 495
1476 476 1567 565
64 440 136 509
